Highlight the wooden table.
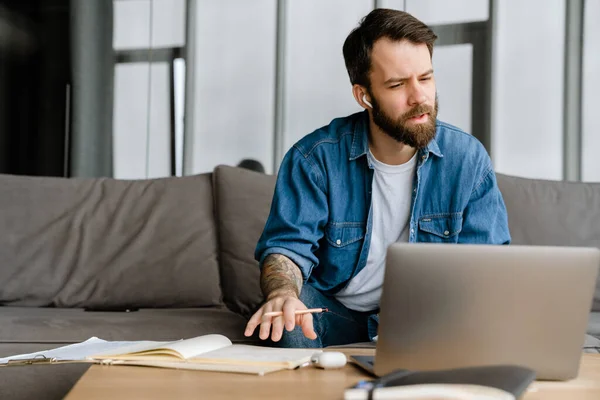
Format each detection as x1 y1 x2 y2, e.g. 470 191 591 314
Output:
65 350 600 400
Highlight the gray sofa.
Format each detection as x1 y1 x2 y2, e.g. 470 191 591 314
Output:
1 166 599 399
0 166 272 399
497 174 600 341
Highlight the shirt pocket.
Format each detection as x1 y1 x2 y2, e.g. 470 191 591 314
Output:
418 213 463 242
325 222 366 248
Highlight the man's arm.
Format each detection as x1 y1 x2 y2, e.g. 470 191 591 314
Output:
245 254 316 341
260 254 303 300
254 147 329 284
248 147 328 342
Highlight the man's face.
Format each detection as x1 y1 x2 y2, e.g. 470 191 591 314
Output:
366 38 438 149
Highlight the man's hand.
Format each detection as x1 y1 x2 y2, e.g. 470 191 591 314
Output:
244 254 317 341
244 292 317 341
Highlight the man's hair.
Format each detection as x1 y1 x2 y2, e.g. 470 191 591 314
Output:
343 9 437 88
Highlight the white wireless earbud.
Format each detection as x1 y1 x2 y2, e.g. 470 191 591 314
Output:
310 351 347 369
362 94 373 108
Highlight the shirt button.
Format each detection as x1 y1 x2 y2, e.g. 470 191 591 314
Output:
336 239 341 245
421 155 426 160
410 229 414 234
444 230 450 236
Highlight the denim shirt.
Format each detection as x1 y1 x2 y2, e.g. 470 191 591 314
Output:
255 110 511 296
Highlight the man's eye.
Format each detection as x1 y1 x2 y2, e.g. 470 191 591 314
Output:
420 76 432 81
390 83 402 88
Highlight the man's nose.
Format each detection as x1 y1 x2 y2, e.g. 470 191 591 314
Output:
407 81 427 106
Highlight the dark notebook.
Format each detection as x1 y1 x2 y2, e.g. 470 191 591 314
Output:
347 359 536 400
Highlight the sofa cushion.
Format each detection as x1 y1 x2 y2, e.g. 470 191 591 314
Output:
213 166 276 318
589 312 600 338
497 174 600 311
0 173 222 308
0 306 257 344
584 334 600 353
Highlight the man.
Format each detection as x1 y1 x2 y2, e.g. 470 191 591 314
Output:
244 8 510 348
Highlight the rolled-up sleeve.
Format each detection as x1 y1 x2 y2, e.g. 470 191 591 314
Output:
254 147 329 281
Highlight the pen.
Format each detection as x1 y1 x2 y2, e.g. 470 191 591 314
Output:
263 307 328 318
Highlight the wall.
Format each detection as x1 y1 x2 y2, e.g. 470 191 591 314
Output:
186 0 277 175
491 0 566 180
112 0 598 182
582 0 600 181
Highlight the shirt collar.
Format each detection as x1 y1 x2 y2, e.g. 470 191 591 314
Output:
349 110 444 160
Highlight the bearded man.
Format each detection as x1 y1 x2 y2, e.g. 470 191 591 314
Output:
244 8 511 348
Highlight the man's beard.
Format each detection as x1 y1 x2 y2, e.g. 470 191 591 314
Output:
370 94 439 149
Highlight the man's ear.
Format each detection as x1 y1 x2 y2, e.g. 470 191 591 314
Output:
352 85 372 109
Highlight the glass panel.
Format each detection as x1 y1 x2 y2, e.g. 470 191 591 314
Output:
113 63 171 179
405 0 488 25
113 0 151 50
113 0 184 178
151 0 186 48
146 63 172 178
283 0 373 151
582 0 600 182
114 0 184 49
113 63 149 179
432 44 473 134
491 0 565 180
188 0 277 174
376 0 406 10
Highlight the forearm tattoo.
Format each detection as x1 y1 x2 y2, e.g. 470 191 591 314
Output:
260 254 303 299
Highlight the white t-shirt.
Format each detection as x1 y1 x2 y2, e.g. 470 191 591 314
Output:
335 150 417 311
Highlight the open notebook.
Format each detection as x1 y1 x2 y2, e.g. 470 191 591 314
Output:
0 334 319 375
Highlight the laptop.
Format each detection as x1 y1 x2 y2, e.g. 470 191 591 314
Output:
351 243 600 381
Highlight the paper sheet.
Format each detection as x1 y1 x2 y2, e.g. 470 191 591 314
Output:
90 334 232 360
0 337 161 364
109 360 284 375
192 344 318 366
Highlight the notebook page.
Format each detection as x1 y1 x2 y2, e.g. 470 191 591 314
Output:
160 334 232 359
89 340 176 358
0 337 158 364
190 344 318 367
89 334 232 360
111 360 284 375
